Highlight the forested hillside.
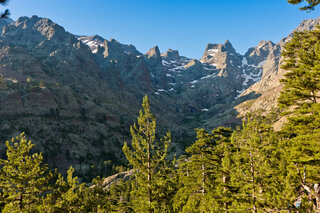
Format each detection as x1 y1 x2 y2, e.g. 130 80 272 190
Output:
1 0 320 212
1 23 320 210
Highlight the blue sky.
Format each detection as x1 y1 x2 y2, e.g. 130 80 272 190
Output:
7 0 320 58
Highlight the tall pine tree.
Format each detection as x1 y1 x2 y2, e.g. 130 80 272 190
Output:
279 24 320 211
122 95 174 212
231 116 289 212
173 127 233 212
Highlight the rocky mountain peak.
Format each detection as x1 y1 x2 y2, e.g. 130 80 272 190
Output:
103 39 124 59
184 59 201 69
90 34 104 41
101 38 141 59
109 38 120 44
201 43 219 64
201 40 237 64
256 40 275 50
161 49 180 61
204 43 219 52
236 17 320 119
294 17 320 32
77 34 105 53
222 40 236 54
15 16 66 40
1 15 78 49
146 46 161 59
244 40 275 66
279 17 320 46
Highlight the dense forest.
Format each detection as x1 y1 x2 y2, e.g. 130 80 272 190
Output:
1 0 320 212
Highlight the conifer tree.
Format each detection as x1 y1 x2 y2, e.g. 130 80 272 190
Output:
41 166 93 212
122 95 173 212
0 133 53 212
231 116 288 212
173 127 233 212
279 24 320 211
279 25 320 135
0 0 9 18
287 0 320 10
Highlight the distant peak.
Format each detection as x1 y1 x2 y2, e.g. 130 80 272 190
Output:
294 17 320 32
204 41 235 54
15 15 55 30
224 40 231 45
205 43 219 52
90 34 105 40
223 40 236 53
161 49 179 60
257 40 275 48
109 38 120 44
146 46 161 58
258 40 267 45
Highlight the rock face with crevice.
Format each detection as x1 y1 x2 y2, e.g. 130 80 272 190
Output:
0 15 318 179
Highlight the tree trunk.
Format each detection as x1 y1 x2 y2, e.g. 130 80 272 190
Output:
314 184 320 212
250 150 257 213
223 174 227 209
201 155 205 196
19 193 23 211
147 135 152 213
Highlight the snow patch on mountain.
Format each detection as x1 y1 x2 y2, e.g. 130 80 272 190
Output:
78 36 104 53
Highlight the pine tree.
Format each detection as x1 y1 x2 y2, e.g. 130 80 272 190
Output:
0 133 53 212
173 127 233 212
279 25 320 135
231 116 289 212
42 166 92 212
208 127 237 212
279 24 320 211
122 95 174 212
0 0 9 18
287 0 320 11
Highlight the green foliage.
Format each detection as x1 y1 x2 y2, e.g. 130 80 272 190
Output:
277 24 320 211
3 52 320 212
231 116 290 212
0 133 53 212
122 95 176 212
174 127 234 212
279 25 320 134
287 0 320 11
0 0 9 19
39 81 45 88
42 166 87 212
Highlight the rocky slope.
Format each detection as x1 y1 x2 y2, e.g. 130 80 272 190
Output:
235 17 320 124
0 15 318 180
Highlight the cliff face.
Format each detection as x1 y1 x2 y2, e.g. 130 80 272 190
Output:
235 17 320 121
0 15 318 179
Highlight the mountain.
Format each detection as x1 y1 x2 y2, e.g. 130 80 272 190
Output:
0 15 318 180
235 17 320 129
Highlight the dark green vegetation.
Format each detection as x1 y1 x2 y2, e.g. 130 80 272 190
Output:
288 0 320 11
0 0 9 18
1 3 320 213
1 24 320 211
